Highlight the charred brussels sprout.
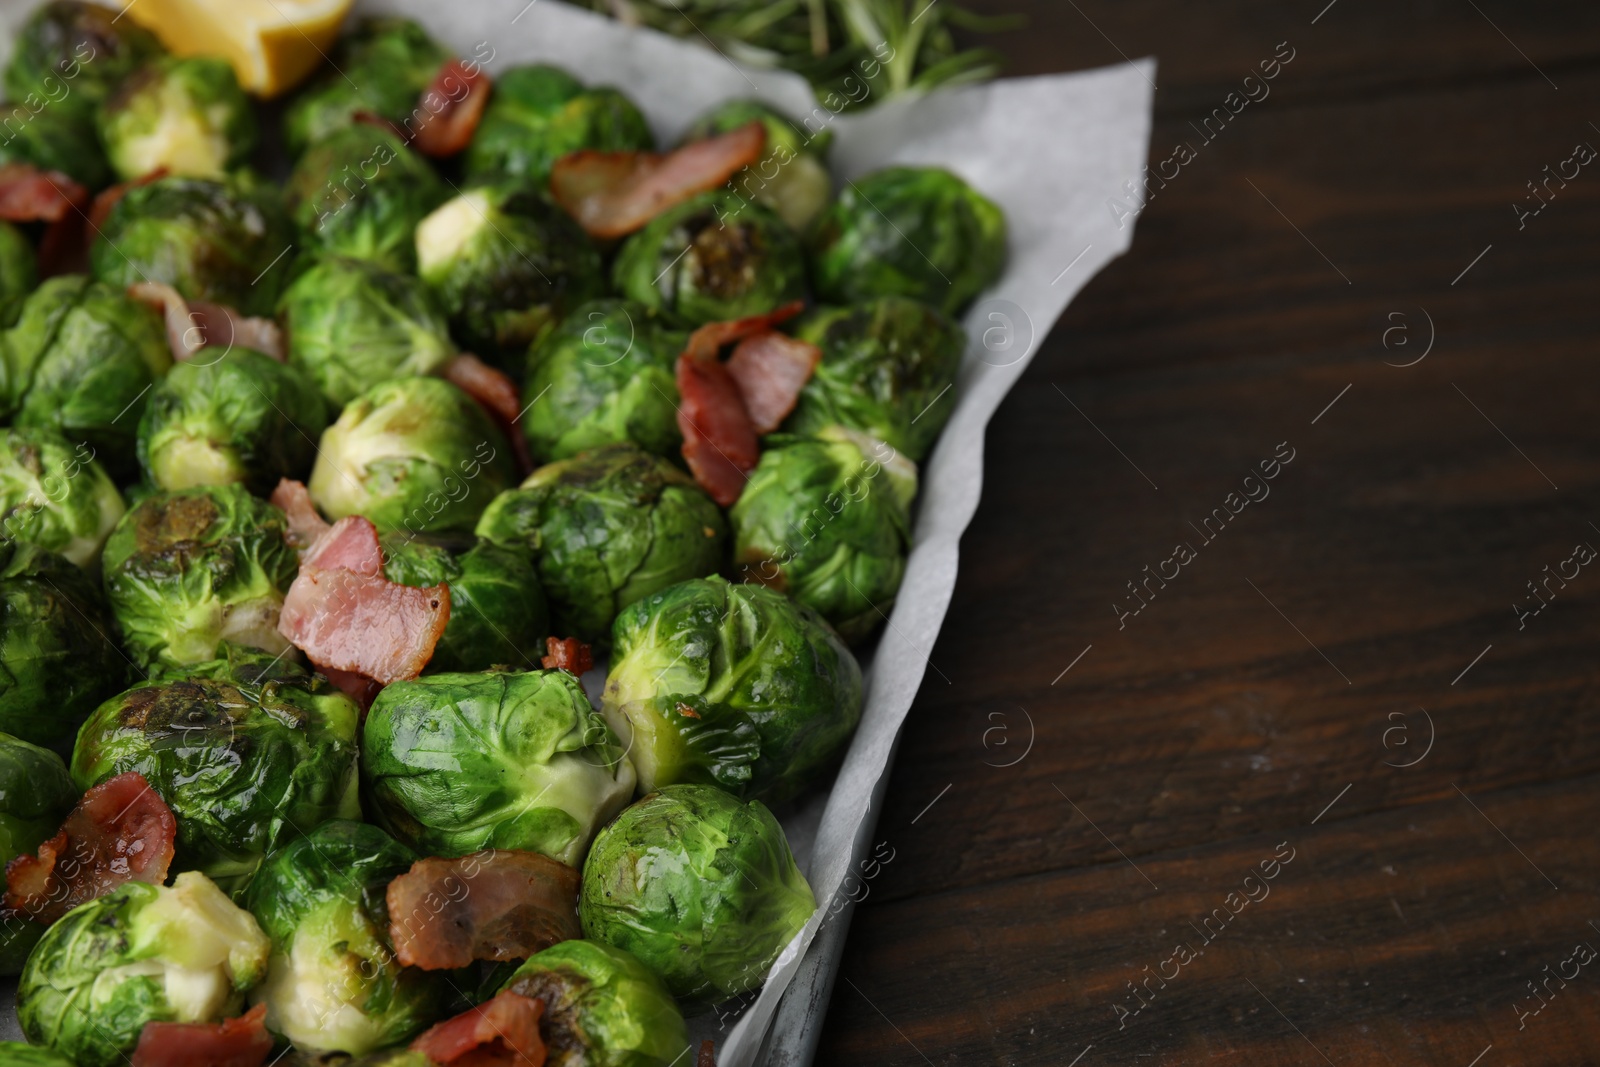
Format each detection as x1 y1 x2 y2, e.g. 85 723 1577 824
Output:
730 427 916 641
521 299 687 463
0 102 110 189
0 730 76 972
362 670 635 866
0 426 124 568
91 174 297 316
0 220 37 312
498 940 689 1067
810 166 1006 316
612 190 807 326
279 257 456 407
18 871 270 1067
416 182 605 366
475 444 728 643
382 537 550 672
602 577 862 800
246 821 443 1055
101 485 299 669
580 785 815 1004
97 56 256 181
464 64 654 184
137 347 330 496
785 297 965 461
5 1 163 124
682 99 832 231
288 125 448 273
309 377 517 538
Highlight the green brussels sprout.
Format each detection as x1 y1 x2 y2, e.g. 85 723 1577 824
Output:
612 190 808 326
246 821 444 1056
288 125 448 273
101 485 299 669
498 939 689 1067
601 576 862 800
580 785 815 1005
0 219 38 312
0 426 124 569
309 376 517 538
381 537 550 672
137 347 330 496
784 297 965 461
809 165 1007 316
18 870 270 1067
0 101 110 189
521 299 688 463
730 427 916 642
0 730 76 973
71 652 362 894
475 444 729 643
279 256 456 407
362 670 636 866
97 55 256 181
0 275 172 469
0 1042 77 1065
90 174 298 317
464 64 654 185
5 1 163 125
416 182 605 366
681 99 832 231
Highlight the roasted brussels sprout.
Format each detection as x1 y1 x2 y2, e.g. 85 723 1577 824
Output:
0 101 110 189
602 576 862 800
785 297 965 461
97 55 256 181
5 1 163 124
279 256 456 407
476 444 728 643
581 785 815 1004
0 220 37 312
247 821 444 1056
288 124 448 272
682 99 832 231
464 64 654 184
0 1042 76 1065
810 165 1006 316
101 485 299 669
521 299 687 463
612 190 808 326
0 730 76 972
91 174 298 316
416 182 605 366
283 17 451 157
309 376 517 538
362 670 635 866
382 537 550 672
731 426 916 641
0 426 124 568
18 871 270 1067
137 347 330 496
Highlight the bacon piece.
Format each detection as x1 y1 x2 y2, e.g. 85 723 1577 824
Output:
445 354 533 475
271 478 331 550
279 566 449 686
303 515 384 577
411 991 547 1066
540 637 593 676
89 167 169 234
320 666 384 711
132 1004 272 1067
4 772 175 924
410 59 492 159
550 122 765 239
725 331 821 434
0 164 88 223
388 850 580 971
698 1040 717 1067
127 282 282 363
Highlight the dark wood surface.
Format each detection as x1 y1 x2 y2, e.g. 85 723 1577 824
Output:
816 3 1600 1064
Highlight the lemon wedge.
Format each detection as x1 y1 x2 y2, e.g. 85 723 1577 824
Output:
117 0 353 98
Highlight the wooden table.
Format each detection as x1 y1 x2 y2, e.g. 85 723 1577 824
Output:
816 3 1600 1064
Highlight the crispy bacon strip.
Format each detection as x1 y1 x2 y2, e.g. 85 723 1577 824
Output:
698 1040 717 1067
445 354 533 475
4 772 175 924
271 478 331 550
132 1004 272 1067
89 167 169 234
725 331 821 434
388 850 580 971
411 991 547 1066
410 59 492 159
550 122 765 239
541 637 593 676
0 164 88 223
128 282 283 363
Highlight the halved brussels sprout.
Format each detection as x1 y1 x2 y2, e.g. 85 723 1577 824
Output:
246 820 443 1056
282 17 450 157
0 220 38 313
101 485 299 669
731 426 916 642
288 125 448 273
18 871 270 1067
521 298 687 463
612 189 808 326
382 536 550 672
137 347 330 496
416 182 605 366
0 730 76 973
602 576 863 800
98 55 256 181
309 376 518 538
464 64 654 184
0 426 124 568
279 256 456 407
0 102 110 189
809 165 1007 316
5 1 163 125
681 99 832 231
785 297 965 461
362 670 635 866
580 785 815 1005
475 444 728 643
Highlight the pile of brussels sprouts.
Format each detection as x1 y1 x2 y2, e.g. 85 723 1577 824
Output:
0 2 1007 1063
